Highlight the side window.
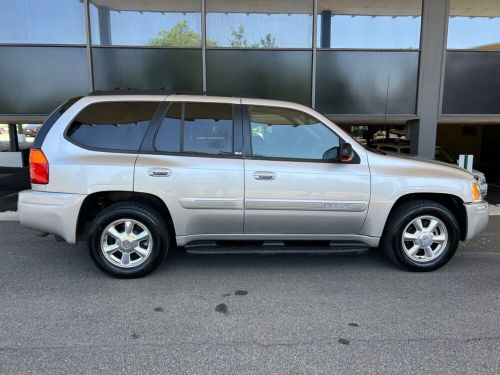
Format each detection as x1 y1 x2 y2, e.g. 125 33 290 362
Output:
400 147 411 154
155 102 182 152
183 102 233 155
67 101 158 151
249 106 340 161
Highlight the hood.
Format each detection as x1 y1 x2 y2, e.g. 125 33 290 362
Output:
366 150 475 181
379 151 485 179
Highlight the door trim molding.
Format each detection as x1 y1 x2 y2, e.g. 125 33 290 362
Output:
245 199 368 212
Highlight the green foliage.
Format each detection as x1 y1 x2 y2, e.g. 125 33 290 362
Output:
229 25 277 48
149 20 218 47
149 21 276 49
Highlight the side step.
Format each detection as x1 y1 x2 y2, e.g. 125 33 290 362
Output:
185 240 370 255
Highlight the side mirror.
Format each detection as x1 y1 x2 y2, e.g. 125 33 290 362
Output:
340 143 354 162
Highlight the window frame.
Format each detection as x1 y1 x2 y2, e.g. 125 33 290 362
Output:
242 104 358 164
147 101 243 159
64 100 163 154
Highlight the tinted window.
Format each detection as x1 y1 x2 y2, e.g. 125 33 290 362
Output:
67 102 158 151
183 103 233 155
155 103 182 153
249 106 340 160
33 97 82 149
400 147 411 154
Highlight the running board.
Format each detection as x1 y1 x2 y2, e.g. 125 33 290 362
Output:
185 240 370 255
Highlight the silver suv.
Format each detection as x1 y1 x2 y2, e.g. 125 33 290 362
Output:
18 93 489 278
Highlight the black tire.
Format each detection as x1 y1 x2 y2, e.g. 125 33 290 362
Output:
88 202 169 278
381 199 460 271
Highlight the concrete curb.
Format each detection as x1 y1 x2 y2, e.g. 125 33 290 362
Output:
0 211 19 221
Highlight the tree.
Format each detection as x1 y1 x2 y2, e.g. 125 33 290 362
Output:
259 33 277 48
149 20 217 47
228 25 276 48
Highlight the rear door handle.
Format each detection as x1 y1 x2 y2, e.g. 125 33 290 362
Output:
254 171 276 180
148 167 172 177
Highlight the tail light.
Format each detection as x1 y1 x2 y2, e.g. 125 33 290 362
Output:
29 149 49 184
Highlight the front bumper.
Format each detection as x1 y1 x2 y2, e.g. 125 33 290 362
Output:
464 201 489 240
18 190 86 244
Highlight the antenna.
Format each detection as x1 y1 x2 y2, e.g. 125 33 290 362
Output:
383 74 391 141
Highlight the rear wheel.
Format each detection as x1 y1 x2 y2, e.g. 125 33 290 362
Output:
89 202 169 278
382 199 460 271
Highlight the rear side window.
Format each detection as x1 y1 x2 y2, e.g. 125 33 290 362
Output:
155 103 182 153
154 102 234 156
183 103 233 155
67 101 159 152
33 96 82 149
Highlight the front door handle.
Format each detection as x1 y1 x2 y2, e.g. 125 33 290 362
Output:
254 171 276 180
148 167 172 177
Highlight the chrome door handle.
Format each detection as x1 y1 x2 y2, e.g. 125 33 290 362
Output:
148 167 172 177
254 171 276 180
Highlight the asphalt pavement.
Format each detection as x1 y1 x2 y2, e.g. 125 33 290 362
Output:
0 218 499 374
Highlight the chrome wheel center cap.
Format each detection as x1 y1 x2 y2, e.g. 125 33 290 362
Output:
121 239 132 250
418 234 433 247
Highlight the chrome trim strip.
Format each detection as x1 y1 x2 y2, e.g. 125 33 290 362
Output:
245 199 368 212
179 197 243 209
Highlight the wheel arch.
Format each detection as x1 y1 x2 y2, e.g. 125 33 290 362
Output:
76 191 176 243
384 193 467 241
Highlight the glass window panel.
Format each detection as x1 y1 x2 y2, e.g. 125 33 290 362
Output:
249 106 340 160
0 46 89 114
207 50 312 105
89 0 201 47
448 0 500 49
183 103 234 155
0 0 85 44
316 50 419 115
92 48 202 92
206 0 313 48
155 103 182 153
442 51 500 114
67 102 159 152
317 0 422 49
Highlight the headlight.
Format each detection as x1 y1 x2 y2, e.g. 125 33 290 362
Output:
472 181 482 202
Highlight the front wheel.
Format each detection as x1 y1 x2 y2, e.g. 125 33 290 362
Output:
89 202 169 278
382 199 460 271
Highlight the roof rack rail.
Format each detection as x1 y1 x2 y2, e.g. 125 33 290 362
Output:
87 88 250 98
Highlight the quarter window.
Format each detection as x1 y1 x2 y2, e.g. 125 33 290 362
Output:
182 103 233 155
67 101 158 151
249 106 340 161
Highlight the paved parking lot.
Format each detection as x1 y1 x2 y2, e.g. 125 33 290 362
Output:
0 219 499 374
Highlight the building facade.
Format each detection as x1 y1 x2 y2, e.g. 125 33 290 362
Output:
0 0 499 180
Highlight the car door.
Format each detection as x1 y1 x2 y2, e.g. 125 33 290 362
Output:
134 99 244 242
242 104 370 235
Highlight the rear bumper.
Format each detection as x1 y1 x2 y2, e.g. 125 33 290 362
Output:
464 201 489 240
18 190 86 244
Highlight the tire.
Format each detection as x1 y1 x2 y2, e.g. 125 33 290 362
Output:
381 199 460 271
88 202 169 278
